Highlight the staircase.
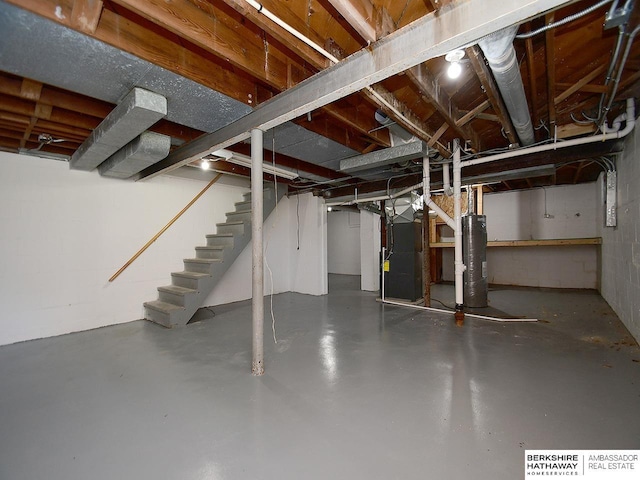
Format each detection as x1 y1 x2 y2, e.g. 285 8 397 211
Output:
144 185 284 327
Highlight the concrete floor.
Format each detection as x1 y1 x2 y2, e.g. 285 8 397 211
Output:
1 275 639 480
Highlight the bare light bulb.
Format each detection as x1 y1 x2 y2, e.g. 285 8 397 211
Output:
201 160 210 170
447 61 462 79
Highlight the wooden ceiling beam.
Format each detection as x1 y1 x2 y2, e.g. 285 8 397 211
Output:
554 64 607 105
10 0 388 152
406 63 482 151
545 13 557 134
20 117 37 149
455 100 490 128
70 0 104 34
139 0 576 179
117 0 391 148
555 83 608 94
325 0 394 43
219 0 330 67
19 78 43 101
466 45 519 145
429 123 450 148
0 73 113 119
326 0 481 152
363 85 451 157
220 0 392 147
7 0 258 104
110 0 290 91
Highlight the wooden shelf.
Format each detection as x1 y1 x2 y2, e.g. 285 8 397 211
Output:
430 237 602 248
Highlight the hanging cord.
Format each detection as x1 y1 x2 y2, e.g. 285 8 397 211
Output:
263 131 279 344
296 194 300 250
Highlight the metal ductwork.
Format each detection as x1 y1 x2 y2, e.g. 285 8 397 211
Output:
478 26 535 146
375 110 417 146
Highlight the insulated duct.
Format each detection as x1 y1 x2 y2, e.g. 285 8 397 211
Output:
478 26 535 146
375 110 417 145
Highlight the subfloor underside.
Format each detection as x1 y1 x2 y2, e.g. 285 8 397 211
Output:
1 275 639 479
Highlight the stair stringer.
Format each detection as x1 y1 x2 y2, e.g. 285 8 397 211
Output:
144 186 285 327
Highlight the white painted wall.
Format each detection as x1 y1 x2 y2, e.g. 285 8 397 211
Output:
360 210 381 291
600 122 640 342
204 192 328 304
0 152 328 346
288 194 328 296
0 152 245 345
443 183 600 288
327 210 361 275
484 184 598 241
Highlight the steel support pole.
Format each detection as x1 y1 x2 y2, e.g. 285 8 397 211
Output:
453 139 466 326
422 157 431 307
251 128 264 376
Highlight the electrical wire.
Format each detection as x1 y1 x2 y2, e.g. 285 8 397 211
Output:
263 130 279 344
598 23 640 125
515 0 614 39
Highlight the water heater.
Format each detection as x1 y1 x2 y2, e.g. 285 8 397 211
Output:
462 214 488 308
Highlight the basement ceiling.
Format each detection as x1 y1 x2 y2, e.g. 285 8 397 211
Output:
0 0 638 195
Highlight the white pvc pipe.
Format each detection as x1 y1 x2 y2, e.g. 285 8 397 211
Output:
246 0 340 63
381 299 538 322
423 156 456 230
251 128 264 376
453 140 465 310
442 162 453 196
460 98 636 169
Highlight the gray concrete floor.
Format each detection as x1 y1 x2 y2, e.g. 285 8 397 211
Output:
1 275 639 480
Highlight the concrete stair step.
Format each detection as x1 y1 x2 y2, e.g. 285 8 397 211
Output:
234 200 251 211
206 233 234 247
158 285 198 307
216 221 246 235
171 270 210 289
195 245 226 259
144 300 184 328
226 210 251 222
183 257 223 274
145 186 285 328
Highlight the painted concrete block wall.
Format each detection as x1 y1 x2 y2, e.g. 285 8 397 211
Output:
442 183 599 288
484 183 598 241
360 210 381 291
0 151 247 345
327 211 361 275
600 122 640 342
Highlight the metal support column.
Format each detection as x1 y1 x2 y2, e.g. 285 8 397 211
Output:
453 139 466 326
422 157 431 307
251 128 264 376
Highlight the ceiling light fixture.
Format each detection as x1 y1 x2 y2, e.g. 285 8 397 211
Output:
207 149 299 180
201 159 210 170
445 50 465 79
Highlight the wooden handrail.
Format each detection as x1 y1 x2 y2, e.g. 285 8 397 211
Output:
109 173 224 282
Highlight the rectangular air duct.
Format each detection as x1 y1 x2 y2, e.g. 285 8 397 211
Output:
98 132 171 179
70 87 167 171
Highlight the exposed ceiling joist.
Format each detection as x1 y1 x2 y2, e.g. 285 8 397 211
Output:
137 0 575 180
406 63 482 151
545 12 557 131
466 45 519 145
554 64 607 105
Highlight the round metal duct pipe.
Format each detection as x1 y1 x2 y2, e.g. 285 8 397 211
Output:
478 26 535 146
